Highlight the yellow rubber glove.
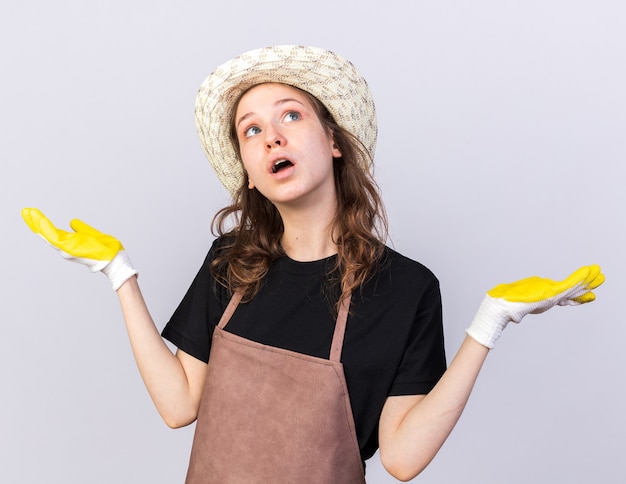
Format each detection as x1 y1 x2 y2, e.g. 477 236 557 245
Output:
466 265 605 349
22 208 138 290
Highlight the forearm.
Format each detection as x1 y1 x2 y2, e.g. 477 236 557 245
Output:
117 276 203 428
380 336 489 480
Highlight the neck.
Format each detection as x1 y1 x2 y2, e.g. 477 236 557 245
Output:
277 199 338 262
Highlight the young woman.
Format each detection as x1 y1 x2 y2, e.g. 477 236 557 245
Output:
22 45 604 483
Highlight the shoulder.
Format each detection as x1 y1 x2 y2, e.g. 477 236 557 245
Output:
352 246 440 317
209 234 236 255
180 236 234 299
201 234 236 269
373 246 439 290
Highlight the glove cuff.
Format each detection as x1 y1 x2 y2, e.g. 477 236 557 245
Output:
102 250 138 291
465 295 510 349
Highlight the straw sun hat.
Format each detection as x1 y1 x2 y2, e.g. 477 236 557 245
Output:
195 45 377 196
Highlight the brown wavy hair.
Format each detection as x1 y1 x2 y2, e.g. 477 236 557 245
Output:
210 84 388 311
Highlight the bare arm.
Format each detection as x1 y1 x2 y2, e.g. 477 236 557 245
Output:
378 265 604 481
21 209 208 429
117 276 207 428
378 336 488 481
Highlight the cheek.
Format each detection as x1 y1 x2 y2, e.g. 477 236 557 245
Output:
238 145 256 171
321 135 340 160
239 147 265 186
317 130 339 158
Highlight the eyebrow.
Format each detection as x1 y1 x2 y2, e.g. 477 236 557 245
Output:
235 97 306 130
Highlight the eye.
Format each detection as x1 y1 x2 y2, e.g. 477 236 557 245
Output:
284 111 301 123
243 125 261 138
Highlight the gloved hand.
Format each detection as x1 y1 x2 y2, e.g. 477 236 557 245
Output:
22 208 138 290
466 265 605 349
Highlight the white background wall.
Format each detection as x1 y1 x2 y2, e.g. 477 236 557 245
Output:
2 1 624 482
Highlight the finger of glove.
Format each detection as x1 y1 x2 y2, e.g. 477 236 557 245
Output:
22 208 73 249
22 207 42 234
22 207 53 236
70 218 105 238
567 292 597 305
551 265 604 303
584 267 605 291
70 218 125 252
554 265 598 294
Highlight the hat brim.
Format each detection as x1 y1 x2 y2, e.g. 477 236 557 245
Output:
195 45 377 196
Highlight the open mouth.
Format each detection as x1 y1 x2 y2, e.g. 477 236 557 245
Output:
272 159 294 174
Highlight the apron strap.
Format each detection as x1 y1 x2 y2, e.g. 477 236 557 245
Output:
217 290 244 329
217 288 351 363
329 294 351 363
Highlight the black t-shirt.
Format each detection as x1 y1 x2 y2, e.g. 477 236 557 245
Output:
162 238 447 461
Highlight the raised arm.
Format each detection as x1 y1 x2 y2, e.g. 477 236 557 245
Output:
116 277 207 428
21 208 206 428
378 265 605 481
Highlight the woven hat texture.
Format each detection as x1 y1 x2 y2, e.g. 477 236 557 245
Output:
195 45 377 196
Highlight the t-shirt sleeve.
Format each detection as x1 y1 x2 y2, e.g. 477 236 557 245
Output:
387 275 447 396
161 239 229 363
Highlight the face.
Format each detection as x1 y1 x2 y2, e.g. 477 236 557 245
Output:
234 83 342 209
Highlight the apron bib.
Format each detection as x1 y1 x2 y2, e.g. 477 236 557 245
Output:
185 290 366 484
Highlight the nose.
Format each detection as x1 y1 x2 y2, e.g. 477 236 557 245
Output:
265 124 286 151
